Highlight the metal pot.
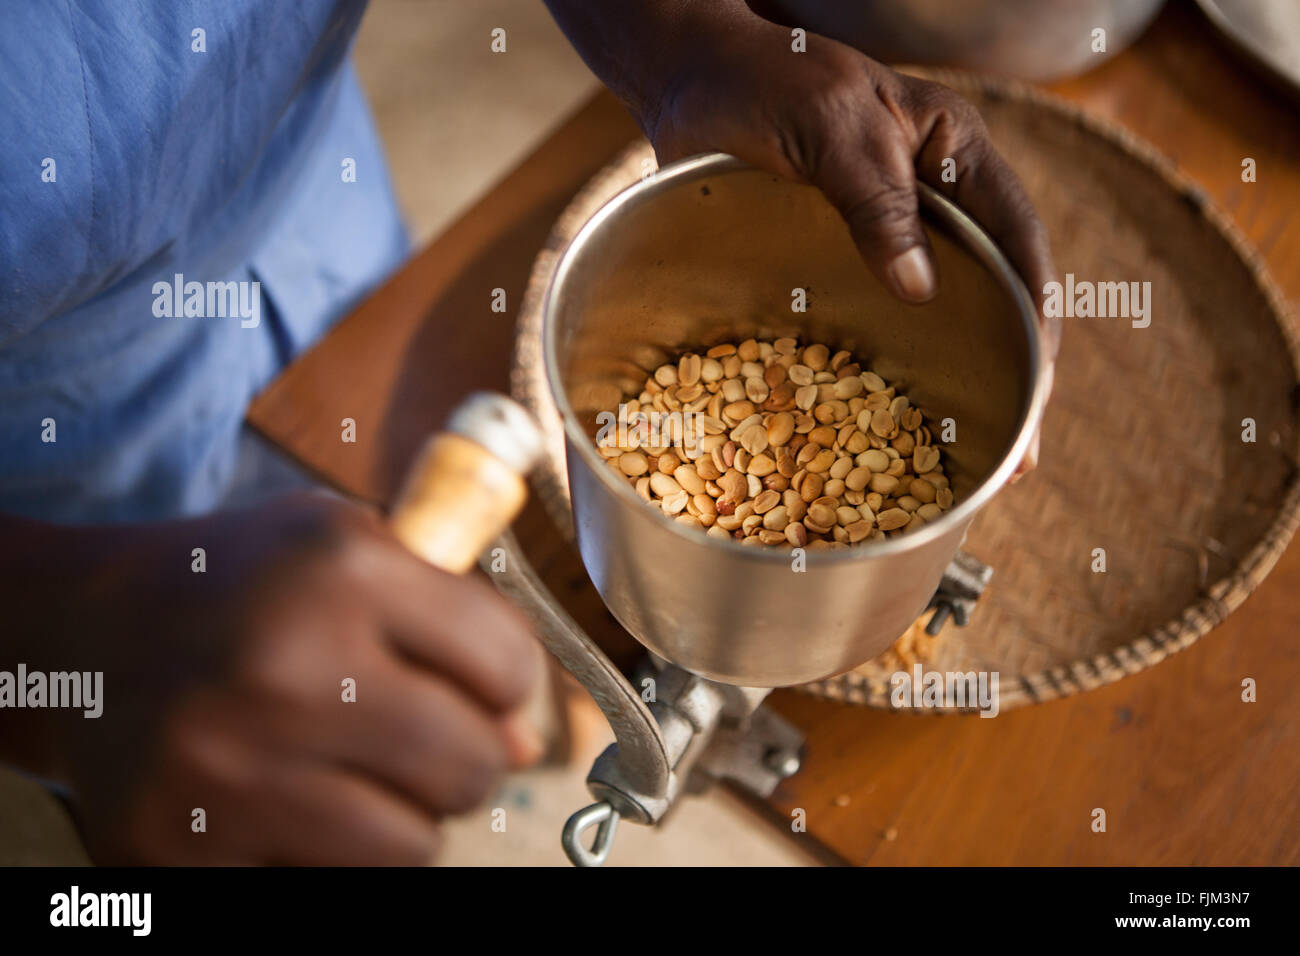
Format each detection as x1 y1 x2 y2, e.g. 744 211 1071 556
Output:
541 153 1048 687
764 0 1167 81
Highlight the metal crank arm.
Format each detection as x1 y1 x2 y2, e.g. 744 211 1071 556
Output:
486 531 669 800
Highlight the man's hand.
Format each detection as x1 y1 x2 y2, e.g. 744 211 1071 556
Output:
652 34 1055 302
3 494 542 864
546 0 1058 471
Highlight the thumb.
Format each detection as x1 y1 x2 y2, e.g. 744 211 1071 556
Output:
812 135 937 304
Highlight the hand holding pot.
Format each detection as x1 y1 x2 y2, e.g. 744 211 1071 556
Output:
546 0 1058 472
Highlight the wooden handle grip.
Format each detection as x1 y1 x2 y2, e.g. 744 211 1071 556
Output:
390 432 528 574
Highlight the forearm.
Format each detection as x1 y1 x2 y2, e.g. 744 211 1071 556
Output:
748 0 904 63
543 0 759 132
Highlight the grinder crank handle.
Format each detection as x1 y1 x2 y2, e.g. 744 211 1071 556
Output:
388 391 668 867
389 392 544 571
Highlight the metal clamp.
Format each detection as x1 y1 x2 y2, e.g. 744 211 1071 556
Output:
926 550 994 634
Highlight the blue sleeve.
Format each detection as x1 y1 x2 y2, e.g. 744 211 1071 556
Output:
0 0 368 345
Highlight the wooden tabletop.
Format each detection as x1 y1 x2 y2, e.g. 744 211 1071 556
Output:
248 1 1300 865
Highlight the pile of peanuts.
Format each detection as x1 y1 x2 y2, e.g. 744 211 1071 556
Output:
595 338 954 549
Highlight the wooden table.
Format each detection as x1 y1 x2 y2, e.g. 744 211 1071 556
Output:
249 2 1300 865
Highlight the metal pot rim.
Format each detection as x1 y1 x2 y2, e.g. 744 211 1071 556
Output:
542 151 1049 564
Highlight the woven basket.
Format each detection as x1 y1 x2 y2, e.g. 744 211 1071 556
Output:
512 70 1300 712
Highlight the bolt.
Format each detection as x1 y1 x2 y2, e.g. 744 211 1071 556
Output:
763 747 801 778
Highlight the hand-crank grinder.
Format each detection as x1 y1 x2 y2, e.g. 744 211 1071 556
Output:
391 153 1048 865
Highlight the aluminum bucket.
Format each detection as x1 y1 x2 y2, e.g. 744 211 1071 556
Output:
542 153 1047 686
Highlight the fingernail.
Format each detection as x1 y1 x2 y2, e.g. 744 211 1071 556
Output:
888 247 937 302
1023 430 1041 472
1009 429 1040 484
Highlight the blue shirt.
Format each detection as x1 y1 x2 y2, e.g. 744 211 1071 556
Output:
0 0 409 522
